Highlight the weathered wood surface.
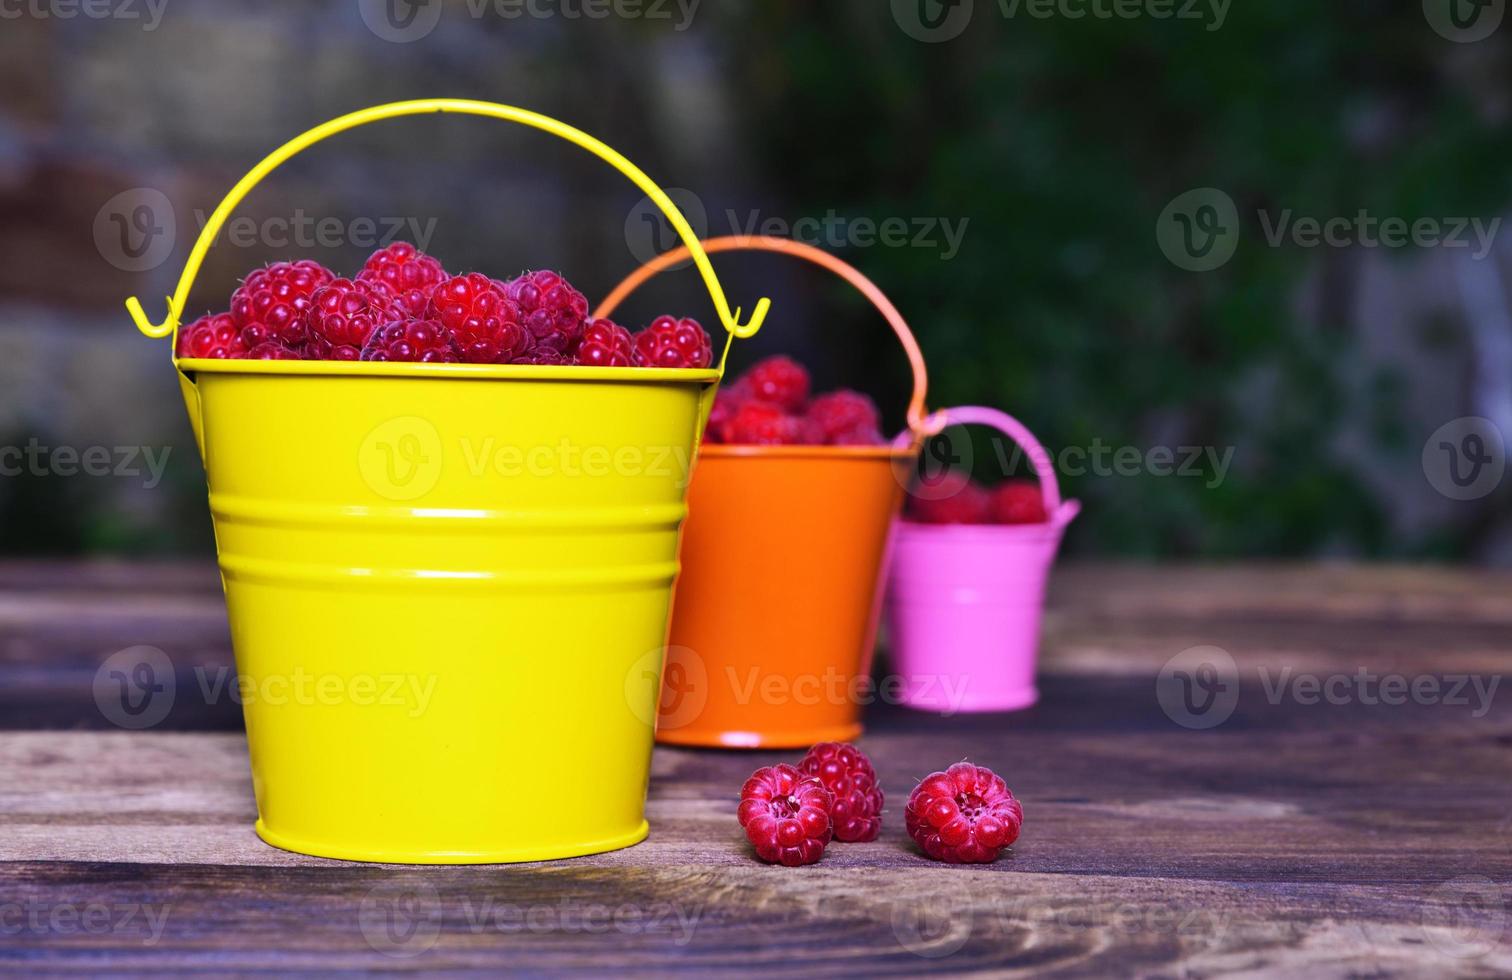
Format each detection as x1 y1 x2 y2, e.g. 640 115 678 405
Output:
1 561 1510 976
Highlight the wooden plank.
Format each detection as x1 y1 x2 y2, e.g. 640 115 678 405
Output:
3 730 1510 879
1 729 1509 974
2 563 1510 974
2 861 1507 976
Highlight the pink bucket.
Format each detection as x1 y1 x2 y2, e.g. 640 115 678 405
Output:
884 406 1079 713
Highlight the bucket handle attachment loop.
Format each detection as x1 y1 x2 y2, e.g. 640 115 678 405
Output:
125 99 768 349
595 235 929 432
894 405 1064 513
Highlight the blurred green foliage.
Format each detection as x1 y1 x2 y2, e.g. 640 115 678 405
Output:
724 1 1512 558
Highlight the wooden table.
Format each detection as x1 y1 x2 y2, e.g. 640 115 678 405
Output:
2 562 1509 975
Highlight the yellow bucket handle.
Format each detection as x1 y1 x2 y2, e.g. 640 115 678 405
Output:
125 98 769 346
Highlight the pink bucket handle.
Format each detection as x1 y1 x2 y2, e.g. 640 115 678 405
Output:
892 405 1063 514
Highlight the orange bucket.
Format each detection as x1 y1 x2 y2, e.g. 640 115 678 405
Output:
597 236 929 748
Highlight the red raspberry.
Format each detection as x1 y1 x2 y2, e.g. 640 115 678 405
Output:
575 317 634 367
515 349 573 365
907 480 990 524
305 278 399 360
989 480 1048 524
737 763 833 866
357 241 448 318
906 763 1022 864
830 428 886 447
428 273 528 364
501 270 590 355
704 386 748 443
246 341 301 360
633 316 713 369
361 319 460 363
231 260 333 348
726 401 812 445
745 355 810 412
798 742 883 843
176 313 246 359
806 389 882 446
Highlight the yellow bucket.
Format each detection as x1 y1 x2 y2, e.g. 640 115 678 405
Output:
126 100 768 863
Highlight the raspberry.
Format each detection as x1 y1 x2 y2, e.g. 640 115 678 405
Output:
357 242 448 318
745 355 810 412
704 387 747 443
726 401 812 446
575 317 634 367
360 319 460 363
798 742 883 843
989 480 1048 524
907 479 990 524
305 278 399 360
176 313 246 359
428 273 528 364
231 260 334 348
830 428 886 447
246 341 301 359
905 762 1022 864
737 763 833 866
806 389 882 446
501 270 590 355
633 316 713 369
515 349 573 365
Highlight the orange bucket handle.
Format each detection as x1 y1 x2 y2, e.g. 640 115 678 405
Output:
596 235 930 435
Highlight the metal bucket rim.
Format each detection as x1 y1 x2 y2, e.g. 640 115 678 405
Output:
896 499 1082 535
699 444 919 462
177 357 721 383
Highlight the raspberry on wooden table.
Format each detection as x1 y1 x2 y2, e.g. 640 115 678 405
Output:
799 742 884 843
905 762 1023 864
737 763 834 866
